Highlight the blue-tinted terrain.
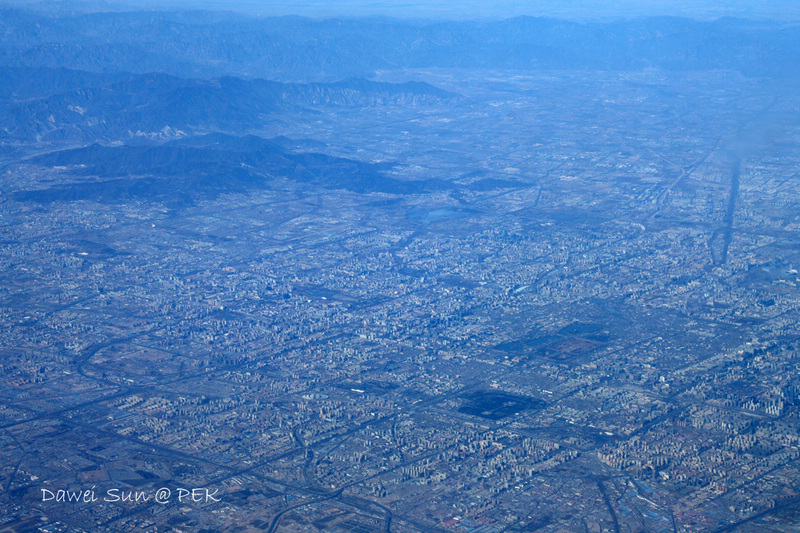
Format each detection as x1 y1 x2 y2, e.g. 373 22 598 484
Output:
2 4 800 533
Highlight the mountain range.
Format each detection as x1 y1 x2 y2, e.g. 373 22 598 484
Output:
1 68 458 142
2 10 798 80
13 133 454 204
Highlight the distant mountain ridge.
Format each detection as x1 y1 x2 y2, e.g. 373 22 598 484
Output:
1 9 798 80
13 133 454 204
1 68 459 142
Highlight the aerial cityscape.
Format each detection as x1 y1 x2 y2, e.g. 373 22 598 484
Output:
1 4 800 533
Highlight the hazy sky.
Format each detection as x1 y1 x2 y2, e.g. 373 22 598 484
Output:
9 0 800 20
218 0 800 20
